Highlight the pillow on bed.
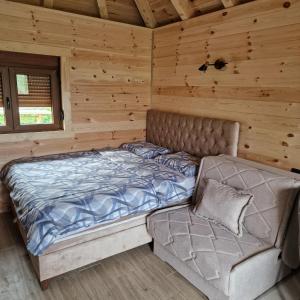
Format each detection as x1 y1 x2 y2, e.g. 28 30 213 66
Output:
154 151 200 177
194 178 253 237
120 142 171 159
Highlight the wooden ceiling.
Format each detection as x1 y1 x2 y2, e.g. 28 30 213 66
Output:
9 0 254 28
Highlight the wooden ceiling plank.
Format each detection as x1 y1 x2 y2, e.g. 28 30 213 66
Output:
221 0 240 8
96 0 109 19
42 0 54 9
134 0 158 28
170 0 195 20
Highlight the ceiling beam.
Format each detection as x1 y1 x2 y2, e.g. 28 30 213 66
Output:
96 0 109 19
42 0 54 8
221 0 240 8
134 0 157 28
170 0 195 20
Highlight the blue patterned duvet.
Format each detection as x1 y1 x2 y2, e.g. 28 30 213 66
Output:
1 149 195 255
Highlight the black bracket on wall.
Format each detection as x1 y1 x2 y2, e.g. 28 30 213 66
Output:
198 59 227 73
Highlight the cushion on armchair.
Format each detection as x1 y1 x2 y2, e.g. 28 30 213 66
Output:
194 178 253 237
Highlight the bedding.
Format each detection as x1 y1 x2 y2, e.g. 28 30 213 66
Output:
120 141 171 159
1 149 195 256
154 151 200 177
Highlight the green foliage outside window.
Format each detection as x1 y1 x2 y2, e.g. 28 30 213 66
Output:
19 107 53 125
0 107 53 126
0 108 5 126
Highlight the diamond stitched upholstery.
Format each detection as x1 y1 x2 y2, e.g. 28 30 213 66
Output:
146 110 240 158
194 156 300 247
147 206 271 295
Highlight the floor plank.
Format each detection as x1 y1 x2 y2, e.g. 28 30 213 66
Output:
0 212 299 300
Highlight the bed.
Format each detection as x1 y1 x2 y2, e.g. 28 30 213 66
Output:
1 110 240 290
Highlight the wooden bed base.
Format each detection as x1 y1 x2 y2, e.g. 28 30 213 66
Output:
11 201 152 290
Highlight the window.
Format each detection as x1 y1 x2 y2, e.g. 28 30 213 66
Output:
0 51 62 133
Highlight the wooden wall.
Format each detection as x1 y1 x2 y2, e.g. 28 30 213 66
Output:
152 0 300 171
1 0 299 212
0 0 152 212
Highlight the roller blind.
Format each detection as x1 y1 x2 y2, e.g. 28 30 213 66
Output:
17 74 52 107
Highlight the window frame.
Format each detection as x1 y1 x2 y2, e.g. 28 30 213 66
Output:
0 51 63 134
8 67 62 133
0 66 14 132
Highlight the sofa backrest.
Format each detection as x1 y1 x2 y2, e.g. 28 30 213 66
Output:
195 155 300 247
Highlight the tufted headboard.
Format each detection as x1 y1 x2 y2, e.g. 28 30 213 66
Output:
146 110 240 157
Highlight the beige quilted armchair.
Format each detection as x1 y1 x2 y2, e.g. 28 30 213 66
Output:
147 155 300 300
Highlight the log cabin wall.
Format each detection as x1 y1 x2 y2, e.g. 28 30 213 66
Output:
152 0 300 171
0 0 299 212
0 0 152 212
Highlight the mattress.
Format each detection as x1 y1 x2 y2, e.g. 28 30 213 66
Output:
1 149 195 256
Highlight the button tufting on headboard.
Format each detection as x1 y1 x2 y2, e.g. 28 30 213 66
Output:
146 110 240 157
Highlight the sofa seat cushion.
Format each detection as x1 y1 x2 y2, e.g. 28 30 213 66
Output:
147 206 272 296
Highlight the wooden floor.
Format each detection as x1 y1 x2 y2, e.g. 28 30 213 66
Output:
0 213 300 300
